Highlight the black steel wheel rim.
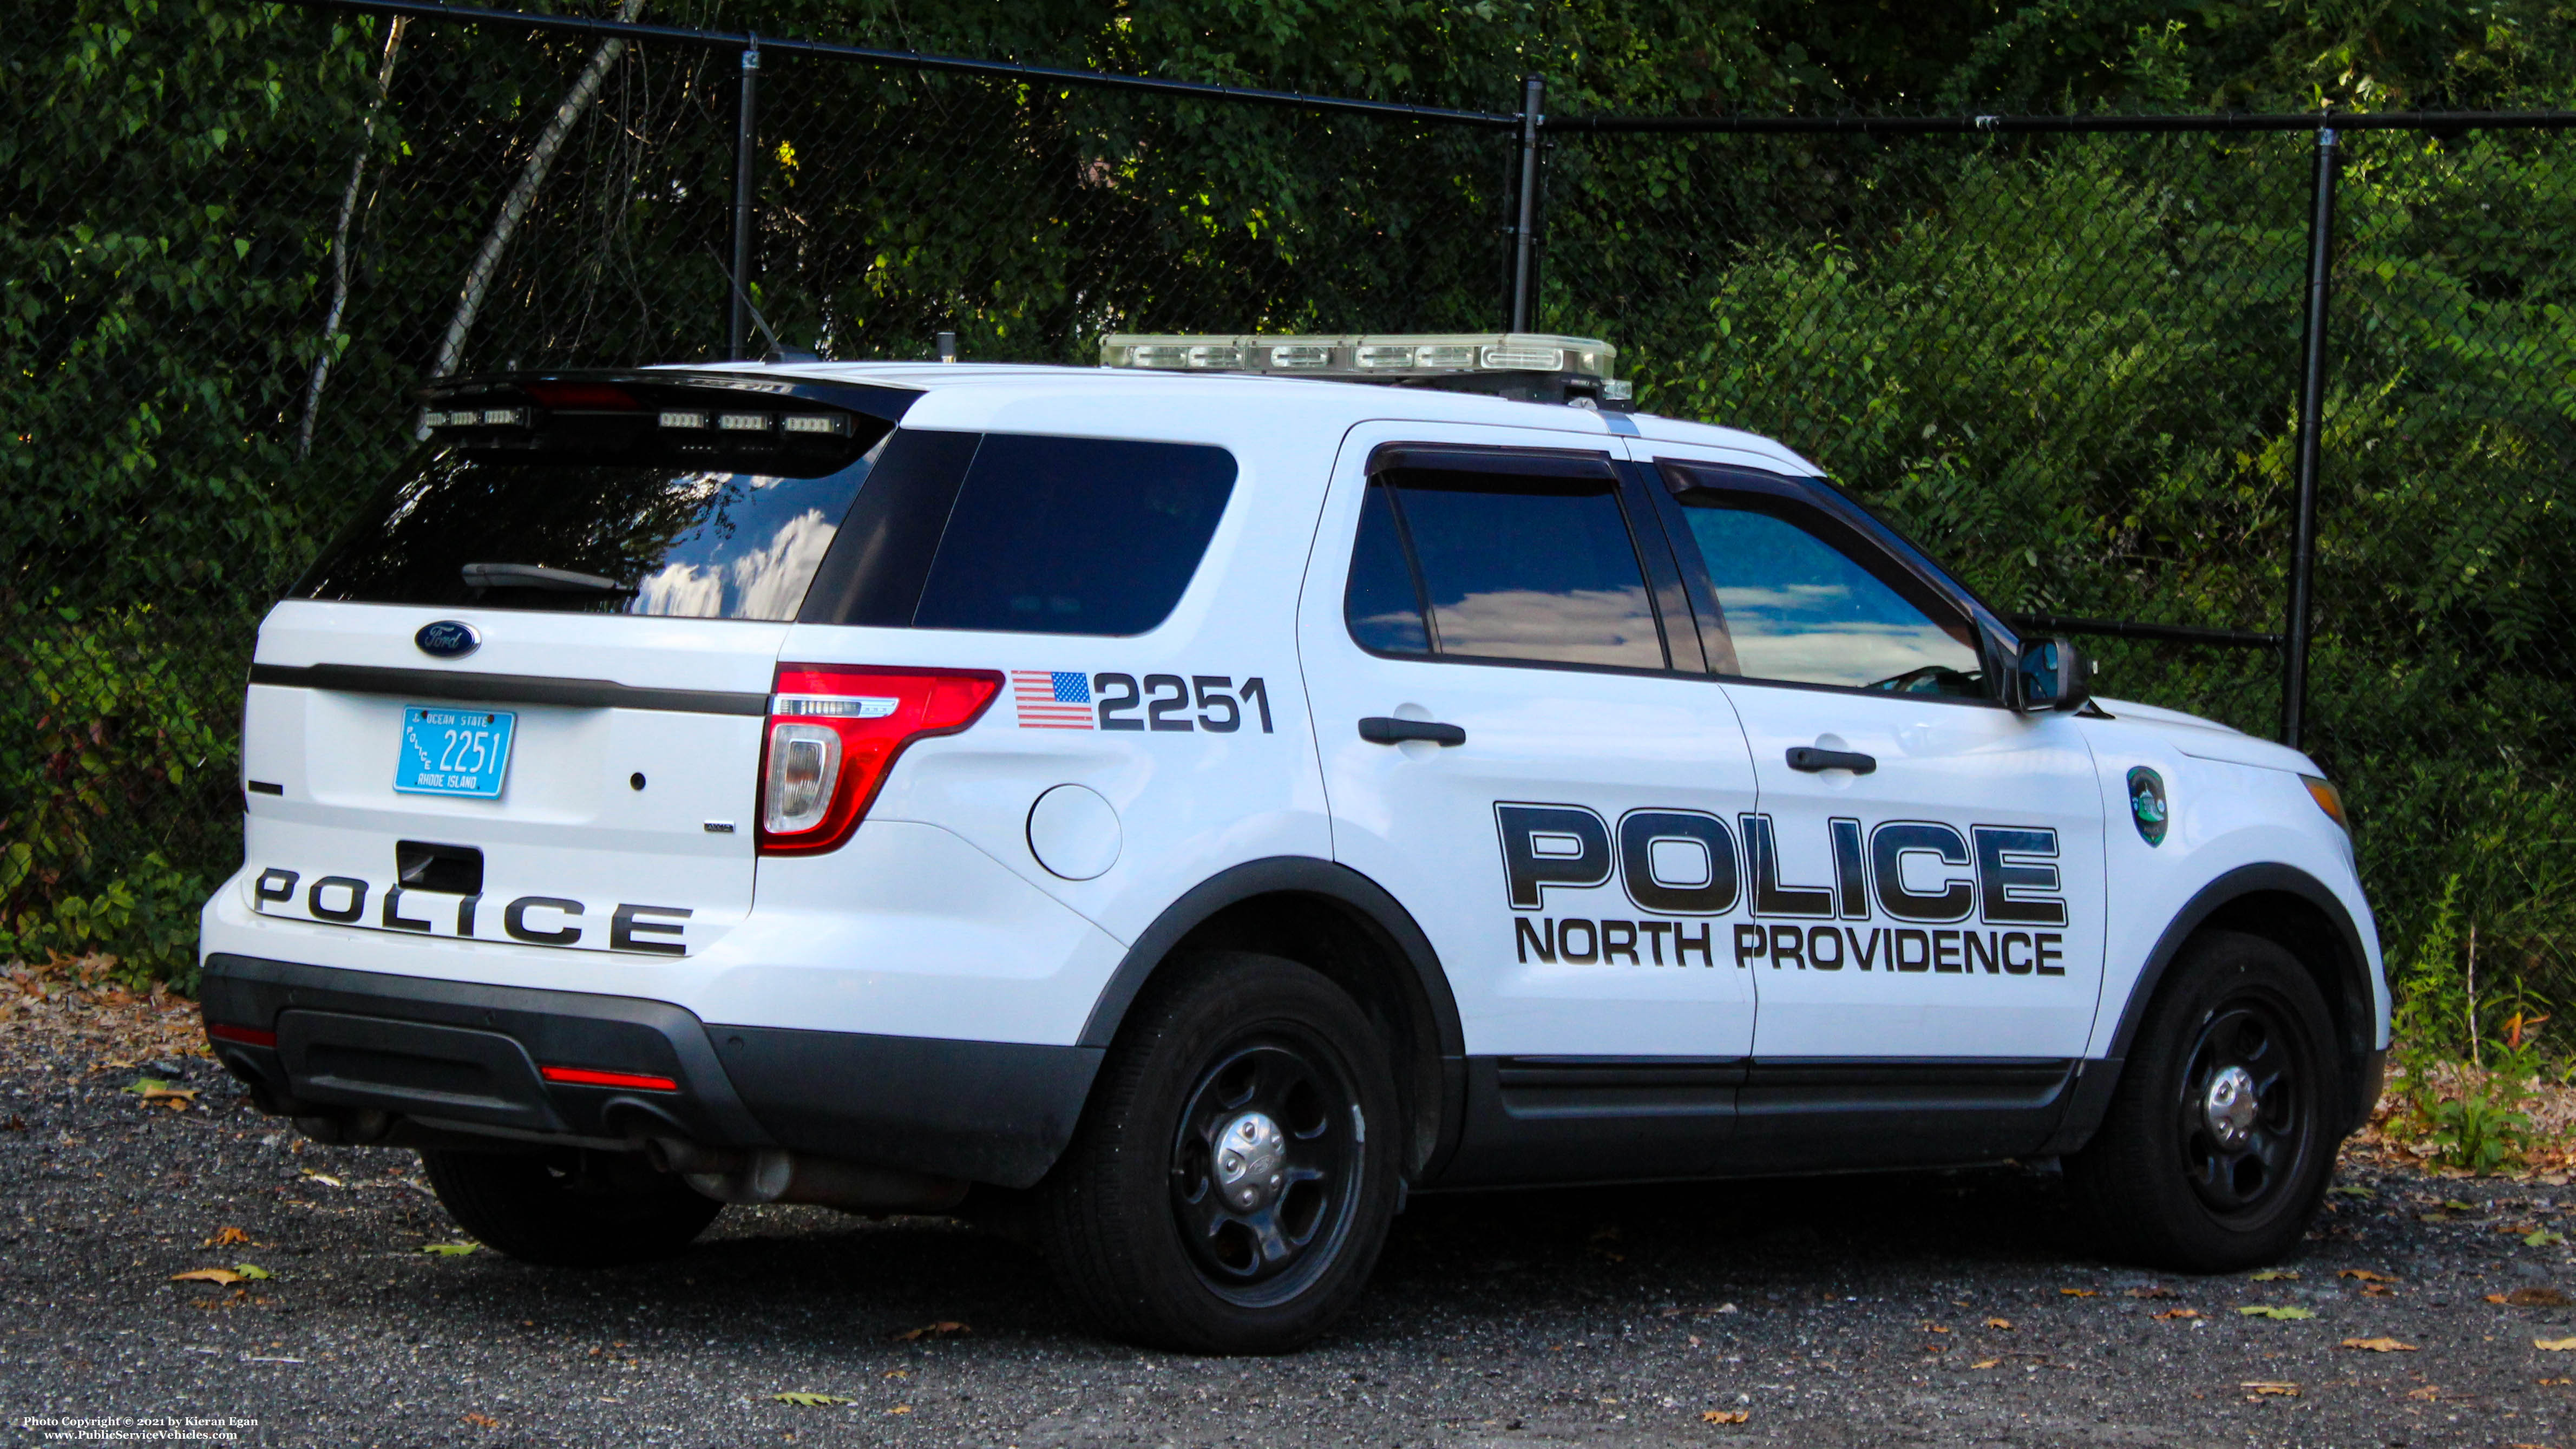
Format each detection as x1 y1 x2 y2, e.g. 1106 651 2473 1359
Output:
2174 995 2309 1217
1168 1032 1364 1307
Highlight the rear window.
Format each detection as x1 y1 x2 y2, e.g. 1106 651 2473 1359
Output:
298 378 902 620
799 432 1238 637
297 384 1236 637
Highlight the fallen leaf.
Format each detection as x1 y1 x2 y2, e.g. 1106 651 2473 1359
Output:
2331 1184 2375 1198
2528 1230 2568 1247
883 1369 910 1379
2341 1337 2418 1352
300 1172 343 1188
2540 1377 2572 1385
2407 1385 2444 1400
1922 1323 1951 1333
121 1077 196 1108
2240 1381 2300 1398
2059 1288 2097 1297
1970 1358 2001 1369
2364 1283 2397 1297
202 1228 251 1248
230 1263 272 1281
888 1405 912 1415
421 1242 480 1257
2238 1306 2316 1320
894 1321 969 1341
1701 1410 1749 1424
2250 1269 2300 1282
2153 1308 2202 1321
1984 1317 2013 1330
2128 1286 2178 1299
461 1413 500 1429
2420 1212 2455 1224
770 1393 852 1407
2490 1289 2575 1307
2444 1199 2479 1211
2337 1269 2398 1283
2536 1337 2576 1351
169 1269 241 1286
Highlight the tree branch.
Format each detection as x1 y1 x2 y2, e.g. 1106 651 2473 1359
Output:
429 0 646 380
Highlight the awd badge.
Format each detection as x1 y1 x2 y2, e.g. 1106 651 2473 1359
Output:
2127 766 2168 847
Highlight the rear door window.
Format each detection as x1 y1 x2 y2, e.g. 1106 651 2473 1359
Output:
1344 454 1667 671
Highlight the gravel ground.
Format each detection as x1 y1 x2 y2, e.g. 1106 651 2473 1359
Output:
8 1035 2576 1447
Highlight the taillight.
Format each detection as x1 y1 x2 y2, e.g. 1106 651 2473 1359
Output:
756 665 1003 854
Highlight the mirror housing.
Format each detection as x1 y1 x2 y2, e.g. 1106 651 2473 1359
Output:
2015 636 2092 713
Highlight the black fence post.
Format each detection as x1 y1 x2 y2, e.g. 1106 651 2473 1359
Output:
2282 121 2340 750
1509 74 1545 332
729 36 761 360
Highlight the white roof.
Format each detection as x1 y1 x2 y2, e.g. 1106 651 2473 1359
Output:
661 359 1824 477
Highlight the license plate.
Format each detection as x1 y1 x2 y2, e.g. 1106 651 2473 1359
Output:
394 705 516 798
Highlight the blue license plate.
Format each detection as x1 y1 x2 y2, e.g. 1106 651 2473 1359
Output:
394 705 516 798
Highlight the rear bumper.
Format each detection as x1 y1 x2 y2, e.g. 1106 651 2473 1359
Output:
200 953 1101 1188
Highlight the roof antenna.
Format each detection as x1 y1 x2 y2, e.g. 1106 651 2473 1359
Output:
706 247 810 362
936 330 958 363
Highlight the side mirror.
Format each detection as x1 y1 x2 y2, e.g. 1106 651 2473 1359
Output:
2015 636 2092 713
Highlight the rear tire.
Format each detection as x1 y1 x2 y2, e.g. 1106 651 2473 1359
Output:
2067 930 2343 1271
421 1147 723 1267
1038 952 1401 1354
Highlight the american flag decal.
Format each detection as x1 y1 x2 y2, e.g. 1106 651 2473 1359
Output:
1011 670 1095 729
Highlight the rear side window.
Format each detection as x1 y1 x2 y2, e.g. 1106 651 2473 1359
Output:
802 433 1238 636
1344 458 1666 671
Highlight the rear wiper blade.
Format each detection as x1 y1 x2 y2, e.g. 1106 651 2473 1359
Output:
460 562 636 595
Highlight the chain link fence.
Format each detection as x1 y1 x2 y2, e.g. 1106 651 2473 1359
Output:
9 3 2572 1027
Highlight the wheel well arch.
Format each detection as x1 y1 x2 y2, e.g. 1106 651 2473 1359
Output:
1077 857 1465 1180
2097 863 2383 1134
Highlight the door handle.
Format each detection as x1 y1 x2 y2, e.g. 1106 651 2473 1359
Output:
1359 717 1466 747
1786 745 1876 775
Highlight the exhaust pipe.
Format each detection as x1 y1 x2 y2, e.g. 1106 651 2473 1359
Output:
648 1139 967 1214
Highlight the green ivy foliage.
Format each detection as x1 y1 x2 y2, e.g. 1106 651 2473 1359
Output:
6 0 2576 1006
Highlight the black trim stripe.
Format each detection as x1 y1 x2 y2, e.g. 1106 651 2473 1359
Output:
248 663 769 717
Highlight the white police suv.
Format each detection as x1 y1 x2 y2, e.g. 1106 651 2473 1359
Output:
199 333 2385 1353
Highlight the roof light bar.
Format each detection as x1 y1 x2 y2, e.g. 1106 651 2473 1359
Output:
1100 332 1617 382
1097 332 1631 408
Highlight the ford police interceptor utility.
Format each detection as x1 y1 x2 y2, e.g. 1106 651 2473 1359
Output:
199 332 2386 1353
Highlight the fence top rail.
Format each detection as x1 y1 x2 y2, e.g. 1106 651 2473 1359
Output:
282 0 1524 127
1548 109 2576 136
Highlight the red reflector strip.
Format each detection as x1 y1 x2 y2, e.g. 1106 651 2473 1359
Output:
207 1023 277 1048
538 1065 679 1092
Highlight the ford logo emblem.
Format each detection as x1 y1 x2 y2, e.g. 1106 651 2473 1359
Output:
415 620 481 659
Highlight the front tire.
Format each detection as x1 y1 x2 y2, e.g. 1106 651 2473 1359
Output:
1038 952 1401 1353
2068 930 2343 1270
421 1147 724 1267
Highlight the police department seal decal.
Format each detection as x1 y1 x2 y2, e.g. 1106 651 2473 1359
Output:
2127 766 2168 847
